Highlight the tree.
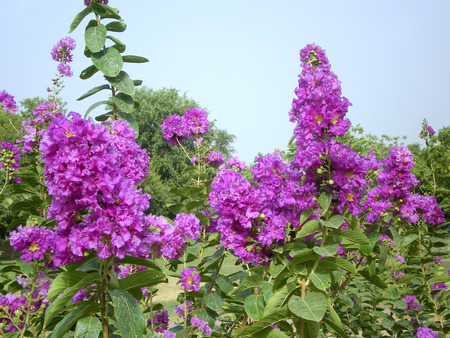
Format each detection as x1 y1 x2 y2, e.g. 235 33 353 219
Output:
133 87 235 216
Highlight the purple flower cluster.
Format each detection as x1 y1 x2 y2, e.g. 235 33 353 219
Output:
209 153 316 264
174 300 194 318
179 268 201 292
147 310 169 333
39 112 152 265
18 102 64 153
402 295 421 312
363 147 444 224
51 37 76 77
9 225 55 263
0 90 18 114
419 119 436 139
146 213 201 260
391 270 405 282
395 254 405 263
84 0 109 6
161 108 210 146
190 316 213 335
379 234 394 247
416 326 438 338
0 141 21 183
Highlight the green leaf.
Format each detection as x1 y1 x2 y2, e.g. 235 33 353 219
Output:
95 112 113 122
319 257 356 274
258 327 290 338
47 271 88 302
107 35 126 53
233 308 290 337
215 275 234 295
402 234 419 246
303 320 320 338
105 21 127 32
90 2 121 19
49 301 97 338
85 24 107 53
309 271 331 291
232 275 263 295
288 292 327 322
90 2 107 16
74 316 102 338
91 47 123 77
318 192 332 211
122 55 149 63
118 270 166 291
77 84 110 101
111 93 134 113
69 7 92 33
205 292 224 311
80 65 99 79
133 80 143 86
324 304 349 337
429 275 450 284
109 289 145 338
321 214 344 229
115 256 162 271
313 237 340 257
244 294 265 321
300 209 314 226
104 71 135 96
44 273 101 328
117 111 139 137
167 203 186 214
263 284 298 317
359 271 387 289
296 220 320 238
84 100 110 118
329 229 370 245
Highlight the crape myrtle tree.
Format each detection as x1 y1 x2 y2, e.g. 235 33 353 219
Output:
0 1 449 338
133 87 235 216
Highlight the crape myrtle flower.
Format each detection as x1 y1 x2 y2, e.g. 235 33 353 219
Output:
174 300 194 318
0 141 21 183
402 295 421 312
416 326 438 338
179 268 201 292
39 112 153 265
147 310 169 333
379 233 394 247
18 102 64 153
395 254 405 263
391 270 405 282
205 150 225 167
9 225 55 263
146 213 201 260
161 108 210 146
190 316 213 335
84 0 109 6
0 90 18 114
51 37 76 77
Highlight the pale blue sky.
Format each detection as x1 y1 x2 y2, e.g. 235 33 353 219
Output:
1 1 449 163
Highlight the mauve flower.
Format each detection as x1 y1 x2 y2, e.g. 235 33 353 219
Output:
0 90 18 114
183 108 210 137
179 268 201 292
147 310 169 333
394 254 405 263
174 300 194 318
84 0 109 6
190 316 212 335
9 225 55 263
416 326 438 338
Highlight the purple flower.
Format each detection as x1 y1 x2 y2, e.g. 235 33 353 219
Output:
174 300 194 318
179 268 201 292
395 254 405 263
402 295 421 312
57 63 73 77
161 114 186 146
84 0 109 6
190 316 212 335
226 156 247 171
391 270 405 282
0 90 18 114
9 225 55 263
205 150 225 167
433 256 443 265
147 310 169 333
183 108 210 137
51 37 75 77
379 234 394 246
416 326 438 338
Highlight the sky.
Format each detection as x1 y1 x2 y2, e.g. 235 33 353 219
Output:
1 1 449 163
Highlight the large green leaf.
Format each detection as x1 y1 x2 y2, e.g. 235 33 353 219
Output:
321 214 344 229
80 65 99 79
233 308 290 337
319 257 356 274
122 55 149 63
263 284 298 316
244 294 265 321
107 35 126 53
77 84 110 101
118 270 166 291
69 6 92 33
91 47 123 77
44 273 101 328
288 292 327 322
232 275 263 295
104 71 134 96
329 229 370 245
47 271 87 302
74 316 102 338
303 320 320 338
309 271 331 291
84 100 110 118
105 21 127 32
111 93 134 113
259 327 290 338
49 301 97 338
115 256 162 271
313 236 340 257
215 275 234 295
318 192 332 211
296 220 320 238
205 292 224 311
85 24 107 53
359 271 387 289
109 289 145 338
